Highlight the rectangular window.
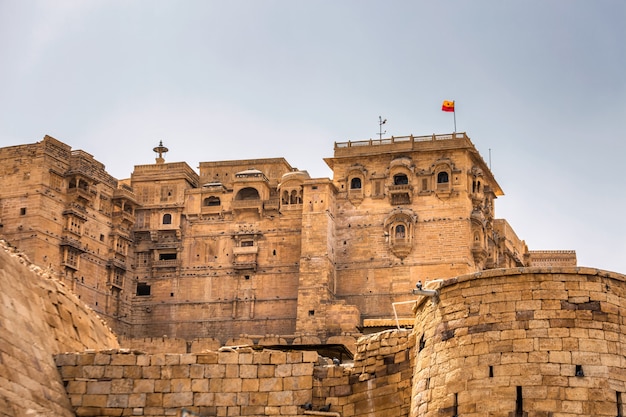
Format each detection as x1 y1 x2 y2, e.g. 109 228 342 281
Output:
159 253 177 261
65 248 79 268
136 283 151 296
49 173 62 190
137 252 150 267
20 207 26 216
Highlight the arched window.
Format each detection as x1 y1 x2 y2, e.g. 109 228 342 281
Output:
350 177 362 189
290 190 302 204
394 174 408 185
395 224 406 238
162 213 172 224
235 187 260 200
437 172 449 184
204 196 220 206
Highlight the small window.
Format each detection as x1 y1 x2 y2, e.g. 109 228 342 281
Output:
159 253 177 261
204 196 221 206
241 240 254 247
374 180 382 196
422 178 428 191
136 283 151 296
162 213 172 224
20 207 27 216
395 224 406 238
350 177 362 189
393 174 408 185
437 172 449 184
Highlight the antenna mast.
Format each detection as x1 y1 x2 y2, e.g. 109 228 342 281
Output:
378 116 387 140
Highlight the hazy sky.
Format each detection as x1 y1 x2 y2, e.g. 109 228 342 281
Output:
1 1 625 274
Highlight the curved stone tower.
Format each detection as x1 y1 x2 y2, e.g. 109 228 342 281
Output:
411 267 626 417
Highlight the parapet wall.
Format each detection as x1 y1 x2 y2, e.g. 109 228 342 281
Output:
410 267 626 417
54 330 415 417
0 240 119 416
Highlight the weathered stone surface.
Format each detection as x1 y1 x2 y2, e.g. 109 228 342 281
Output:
0 240 118 416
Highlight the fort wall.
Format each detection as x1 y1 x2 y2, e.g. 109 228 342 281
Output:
0 240 119 416
55 329 414 417
411 267 626 416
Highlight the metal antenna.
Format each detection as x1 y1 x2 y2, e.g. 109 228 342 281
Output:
378 116 387 140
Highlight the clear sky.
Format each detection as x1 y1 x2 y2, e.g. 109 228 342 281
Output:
1 1 625 274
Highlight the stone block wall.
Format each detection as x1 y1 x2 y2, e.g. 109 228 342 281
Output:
312 329 415 417
0 240 119 416
55 348 318 416
54 329 415 417
410 267 626 417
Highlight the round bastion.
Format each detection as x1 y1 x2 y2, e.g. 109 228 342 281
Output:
410 266 626 417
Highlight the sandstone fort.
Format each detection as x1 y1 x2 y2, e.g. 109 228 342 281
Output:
0 132 624 416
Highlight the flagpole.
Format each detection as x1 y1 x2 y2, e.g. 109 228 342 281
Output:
453 101 456 133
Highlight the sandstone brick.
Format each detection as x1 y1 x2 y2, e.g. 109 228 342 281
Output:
142 365 161 379
66 380 87 394
189 364 204 379
258 364 275 378
221 378 242 393
224 364 239 378
227 405 242 416
94 353 112 365
275 364 292 377
82 365 105 379
214 392 237 406
259 377 283 392
164 354 180 365
249 392 269 405
194 392 215 406
241 378 260 392
111 379 133 394
240 405 265 415
170 378 192 392
136 355 151 366
132 379 154 393
218 352 239 364
110 354 137 366
123 365 143 379
270 351 287 365
191 378 208 392
154 379 170 393
145 392 163 407
128 393 146 408
103 365 124 379
106 394 129 408
163 392 193 407
268 390 293 406
238 352 253 365
82 394 107 407
86 381 111 395
283 375 313 391
205 364 226 378
292 362 314 376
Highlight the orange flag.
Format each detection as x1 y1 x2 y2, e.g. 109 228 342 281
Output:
442 100 455 112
